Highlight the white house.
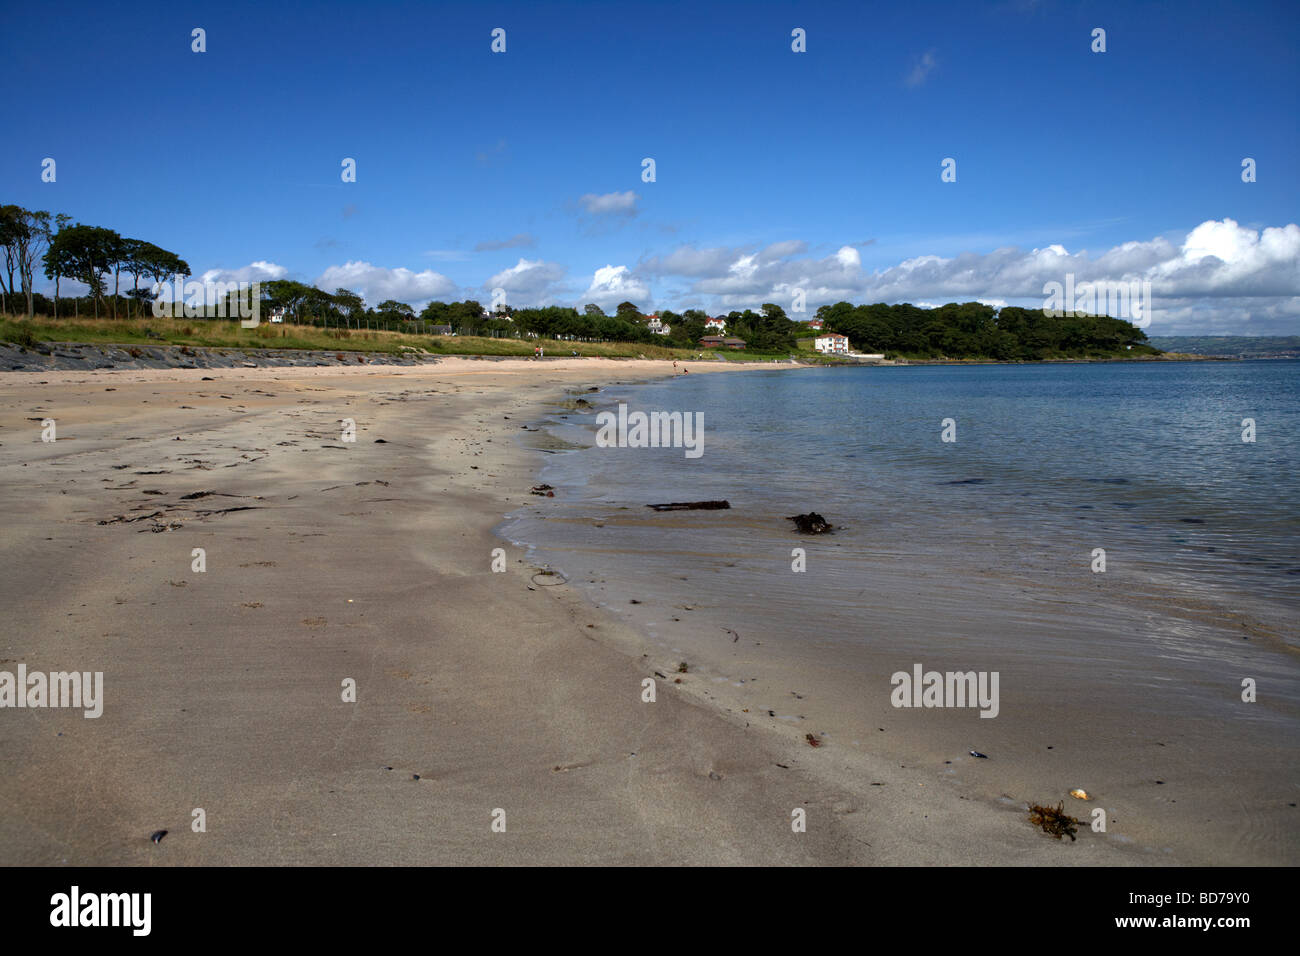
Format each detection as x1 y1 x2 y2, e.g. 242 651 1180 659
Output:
704 317 726 332
806 318 824 331
814 333 850 354
646 314 671 335
268 306 287 324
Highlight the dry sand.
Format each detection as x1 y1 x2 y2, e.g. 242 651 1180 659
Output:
0 357 1156 864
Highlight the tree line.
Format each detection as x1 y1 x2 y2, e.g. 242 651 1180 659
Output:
1 203 190 319
815 300 1154 359
248 286 798 348
466 300 802 350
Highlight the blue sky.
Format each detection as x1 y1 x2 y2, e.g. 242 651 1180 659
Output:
3 0 1298 333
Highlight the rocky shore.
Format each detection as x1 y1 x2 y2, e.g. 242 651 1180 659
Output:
0 341 444 373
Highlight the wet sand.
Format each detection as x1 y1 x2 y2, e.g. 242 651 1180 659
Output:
0 357 1178 865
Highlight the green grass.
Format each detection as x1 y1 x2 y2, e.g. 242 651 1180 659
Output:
1 314 417 353
2 314 1162 364
0 314 801 362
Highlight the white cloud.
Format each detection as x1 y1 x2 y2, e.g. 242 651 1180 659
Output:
484 257 566 304
578 191 639 217
854 219 1300 308
314 261 458 307
761 239 809 261
199 261 287 285
582 264 650 310
636 220 1300 333
674 244 867 307
641 245 741 277
1150 219 1300 296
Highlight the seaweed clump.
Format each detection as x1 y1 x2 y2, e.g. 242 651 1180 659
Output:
1028 802 1079 841
787 512 833 534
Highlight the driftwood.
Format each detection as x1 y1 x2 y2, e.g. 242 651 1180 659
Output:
788 512 833 534
646 500 730 512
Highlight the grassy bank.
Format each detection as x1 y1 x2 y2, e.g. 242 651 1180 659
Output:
0 314 800 362
0 315 1175 365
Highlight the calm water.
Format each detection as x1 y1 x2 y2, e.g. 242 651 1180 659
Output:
501 360 1299 862
507 361 1298 639
502 359 1300 748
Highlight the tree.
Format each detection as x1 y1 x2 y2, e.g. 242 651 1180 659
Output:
127 287 155 315
376 299 414 324
47 225 114 317
0 205 21 314
104 231 126 318
334 288 365 325
140 245 191 316
42 222 75 319
672 309 708 346
0 206 53 317
450 300 483 331
615 301 641 320
261 280 314 322
419 300 449 325
301 287 338 322
120 239 151 318
583 303 605 317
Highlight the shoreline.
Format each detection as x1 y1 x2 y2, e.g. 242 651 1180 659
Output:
0 357 1232 865
0 336 1248 377
1 358 875 865
503 370 1299 867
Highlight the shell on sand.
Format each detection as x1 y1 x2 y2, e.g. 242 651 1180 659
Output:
1069 788 1090 800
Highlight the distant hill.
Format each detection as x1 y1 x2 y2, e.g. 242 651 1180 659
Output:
1147 336 1300 358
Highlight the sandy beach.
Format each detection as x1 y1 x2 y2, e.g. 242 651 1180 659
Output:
0 357 1211 865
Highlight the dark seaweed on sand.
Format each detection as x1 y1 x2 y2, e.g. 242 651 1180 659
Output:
1028 802 1079 841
